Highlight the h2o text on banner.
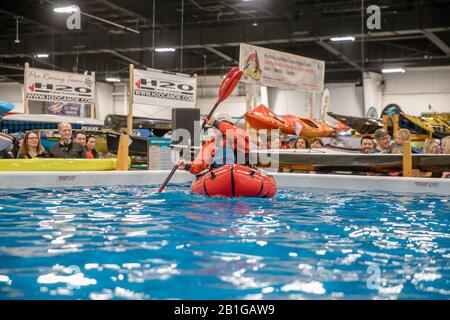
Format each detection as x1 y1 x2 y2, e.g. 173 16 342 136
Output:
133 68 197 108
25 67 95 104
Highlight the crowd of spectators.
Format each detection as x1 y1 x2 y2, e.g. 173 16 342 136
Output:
252 127 449 177
0 122 99 159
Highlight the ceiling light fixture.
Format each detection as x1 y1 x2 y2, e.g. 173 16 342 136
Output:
34 53 49 58
155 48 176 52
330 36 355 42
14 16 21 44
53 5 79 13
381 68 405 74
106 77 121 83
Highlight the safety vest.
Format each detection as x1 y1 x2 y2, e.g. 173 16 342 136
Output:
211 137 235 168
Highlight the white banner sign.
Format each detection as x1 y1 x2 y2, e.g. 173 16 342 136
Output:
25 67 95 104
239 43 325 93
133 68 197 108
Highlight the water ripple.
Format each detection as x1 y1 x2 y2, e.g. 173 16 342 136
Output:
0 185 448 299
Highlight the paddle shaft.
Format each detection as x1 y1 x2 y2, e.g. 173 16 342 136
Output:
158 101 220 193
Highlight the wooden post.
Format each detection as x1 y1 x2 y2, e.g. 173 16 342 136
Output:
402 141 412 177
90 71 96 119
393 114 399 136
23 62 30 114
115 134 129 171
382 115 389 131
127 64 134 135
115 64 134 171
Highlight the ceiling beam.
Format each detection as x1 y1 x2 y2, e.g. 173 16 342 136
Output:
422 30 450 56
108 51 148 68
0 6 449 57
0 63 24 71
315 40 362 71
94 0 168 30
204 47 238 64
0 8 59 33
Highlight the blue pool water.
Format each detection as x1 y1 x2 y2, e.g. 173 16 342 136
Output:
0 185 449 300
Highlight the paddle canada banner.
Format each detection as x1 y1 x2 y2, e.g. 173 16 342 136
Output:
239 43 325 94
25 67 95 104
133 68 197 108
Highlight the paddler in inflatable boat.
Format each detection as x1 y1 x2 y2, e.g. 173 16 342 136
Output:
175 113 277 198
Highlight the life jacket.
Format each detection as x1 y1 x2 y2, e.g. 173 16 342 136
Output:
215 120 252 165
188 121 253 175
211 137 235 168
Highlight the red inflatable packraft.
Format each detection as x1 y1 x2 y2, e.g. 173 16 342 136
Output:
191 164 277 198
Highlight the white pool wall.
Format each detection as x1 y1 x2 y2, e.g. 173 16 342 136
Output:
0 171 449 195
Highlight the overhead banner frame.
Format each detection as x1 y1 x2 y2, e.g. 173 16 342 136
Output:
23 65 96 117
24 66 96 105
132 67 197 108
239 43 325 94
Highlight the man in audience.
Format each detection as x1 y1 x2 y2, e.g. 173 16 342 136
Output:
360 136 375 154
373 129 392 153
48 122 86 158
74 131 87 147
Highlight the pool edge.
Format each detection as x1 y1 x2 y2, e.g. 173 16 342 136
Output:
0 171 449 195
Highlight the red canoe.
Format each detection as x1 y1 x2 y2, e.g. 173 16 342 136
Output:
245 104 336 137
191 164 277 198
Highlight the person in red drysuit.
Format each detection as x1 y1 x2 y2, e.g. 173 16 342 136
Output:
176 113 253 175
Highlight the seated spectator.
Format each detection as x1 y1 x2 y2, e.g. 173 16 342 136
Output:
373 129 392 153
391 129 421 154
280 139 291 149
360 136 374 154
442 136 450 154
391 129 409 154
11 133 25 158
294 137 310 149
74 131 87 147
85 135 99 159
287 135 297 148
422 138 441 154
48 122 86 158
311 138 324 148
17 131 47 159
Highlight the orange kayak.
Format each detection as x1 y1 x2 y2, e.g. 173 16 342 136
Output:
191 164 277 198
245 104 335 137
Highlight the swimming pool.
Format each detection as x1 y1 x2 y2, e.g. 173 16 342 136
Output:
0 185 448 299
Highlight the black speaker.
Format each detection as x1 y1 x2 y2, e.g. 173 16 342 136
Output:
172 108 200 159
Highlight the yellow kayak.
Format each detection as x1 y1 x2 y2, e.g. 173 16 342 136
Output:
0 158 123 171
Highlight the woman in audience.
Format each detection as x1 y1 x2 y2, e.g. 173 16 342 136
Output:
422 138 441 154
85 135 99 159
16 131 47 159
294 136 310 149
310 138 324 148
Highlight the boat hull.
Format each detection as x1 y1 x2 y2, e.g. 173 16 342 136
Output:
0 158 121 171
106 132 147 157
191 164 277 198
104 114 171 137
